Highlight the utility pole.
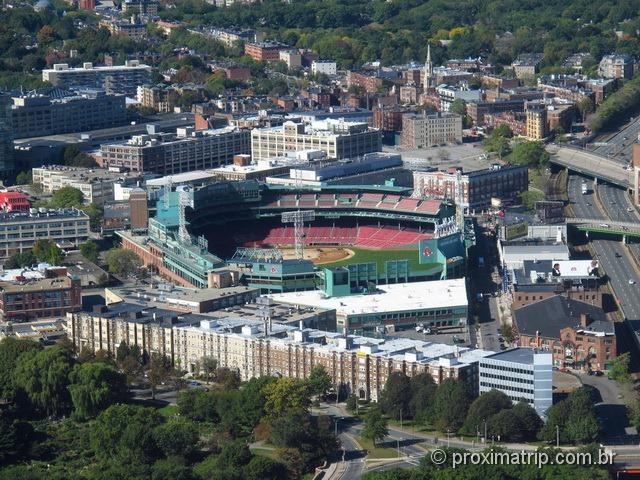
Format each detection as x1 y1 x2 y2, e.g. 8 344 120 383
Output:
556 424 560 448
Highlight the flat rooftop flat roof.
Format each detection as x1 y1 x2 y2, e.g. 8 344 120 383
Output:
268 279 468 316
146 170 218 186
483 347 549 364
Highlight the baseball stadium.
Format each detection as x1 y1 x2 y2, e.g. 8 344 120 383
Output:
119 179 471 294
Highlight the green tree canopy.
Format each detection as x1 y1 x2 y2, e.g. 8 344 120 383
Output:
507 140 550 168
362 403 388 447
306 365 332 398
0 337 42 402
32 239 63 265
105 248 143 277
379 371 412 420
14 346 74 416
263 377 311 418
49 186 84 208
152 418 199 458
463 389 512 435
68 362 127 420
432 379 472 432
79 240 99 264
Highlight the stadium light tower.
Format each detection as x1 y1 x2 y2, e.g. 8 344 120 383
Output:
282 210 315 260
177 186 194 244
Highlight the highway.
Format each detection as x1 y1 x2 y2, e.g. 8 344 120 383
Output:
568 175 640 376
549 146 631 188
592 115 640 164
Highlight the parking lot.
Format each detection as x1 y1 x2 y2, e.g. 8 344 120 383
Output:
385 143 499 172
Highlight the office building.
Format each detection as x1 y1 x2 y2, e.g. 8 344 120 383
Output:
598 54 634 80
42 62 153 97
32 165 143 204
251 120 381 161
412 164 528 209
100 126 251 175
401 112 462 148
479 348 553 418
201 27 261 47
0 265 81 322
136 84 204 113
211 156 305 181
0 93 14 178
67 301 494 401
311 61 337 76
11 90 127 139
0 208 89 260
513 296 616 371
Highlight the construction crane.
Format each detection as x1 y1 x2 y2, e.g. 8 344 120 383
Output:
281 210 315 260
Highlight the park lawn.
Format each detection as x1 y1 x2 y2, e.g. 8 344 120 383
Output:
157 404 178 418
250 446 280 461
356 435 400 460
323 247 440 273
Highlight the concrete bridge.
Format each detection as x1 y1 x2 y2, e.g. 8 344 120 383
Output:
548 145 632 190
567 217 640 239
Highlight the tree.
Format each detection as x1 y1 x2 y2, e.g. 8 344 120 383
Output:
16 171 32 185
234 376 277 435
432 379 472 432
105 248 143 277
306 365 332 399
519 190 545 211
68 362 127 420
49 186 84 208
243 456 288 480
379 371 411 420
409 373 436 424
32 239 63 265
450 98 467 116
79 241 99 264
483 132 511 159
500 323 515 343
216 439 252 469
263 377 310 418
90 404 162 464
151 457 194 480
346 394 358 413
608 352 631 382
463 389 512 435
147 353 171 399
362 403 388 447
511 402 543 441
507 140 550 168
215 367 241 390
3 251 37 269
153 418 199 458
14 346 74 416
0 337 42 402
197 356 218 381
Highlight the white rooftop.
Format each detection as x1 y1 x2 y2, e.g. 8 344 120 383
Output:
0 263 53 282
146 170 217 187
268 279 468 316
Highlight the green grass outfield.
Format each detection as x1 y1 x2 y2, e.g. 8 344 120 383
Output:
322 247 440 272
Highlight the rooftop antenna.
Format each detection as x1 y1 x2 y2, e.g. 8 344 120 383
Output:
282 210 315 260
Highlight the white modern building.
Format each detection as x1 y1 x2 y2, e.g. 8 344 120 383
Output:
268 278 468 334
479 348 553 419
435 84 481 112
311 60 337 76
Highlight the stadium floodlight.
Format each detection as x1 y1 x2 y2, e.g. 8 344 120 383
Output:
177 186 194 245
282 210 315 260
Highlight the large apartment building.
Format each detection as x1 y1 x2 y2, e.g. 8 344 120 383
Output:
67 302 494 400
401 112 462 148
100 126 251 175
598 54 633 80
251 120 381 161
11 90 127 139
0 208 90 260
42 62 153 97
412 164 528 209
0 93 14 177
0 265 81 322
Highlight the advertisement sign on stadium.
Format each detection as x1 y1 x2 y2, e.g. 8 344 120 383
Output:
502 221 528 241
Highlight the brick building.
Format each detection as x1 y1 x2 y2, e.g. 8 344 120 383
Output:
244 41 288 62
513 296 616 372
0 191 30 212
0 266 81 322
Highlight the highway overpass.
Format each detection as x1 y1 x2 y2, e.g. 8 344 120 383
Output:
567 217 640 238
548 145 631 189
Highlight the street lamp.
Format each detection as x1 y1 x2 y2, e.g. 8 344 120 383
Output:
556 424 560 448
446 429 451 448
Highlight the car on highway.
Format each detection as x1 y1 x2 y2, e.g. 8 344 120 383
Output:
629 279 636 285
627 207 634 213
599 223 610 228
586 202 591 206
615 252 622 258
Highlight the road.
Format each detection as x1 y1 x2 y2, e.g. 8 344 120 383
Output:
550 146 631 188
568 174 640 374
592 115 640 165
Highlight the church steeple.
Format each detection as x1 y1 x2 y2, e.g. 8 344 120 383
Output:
423 44 433 90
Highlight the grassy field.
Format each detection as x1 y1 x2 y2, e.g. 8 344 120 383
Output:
356 435 400 460
249 446 280 460
322 247 439 272
157 404 178 418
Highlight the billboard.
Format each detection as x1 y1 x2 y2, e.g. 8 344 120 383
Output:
535 201 565 223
